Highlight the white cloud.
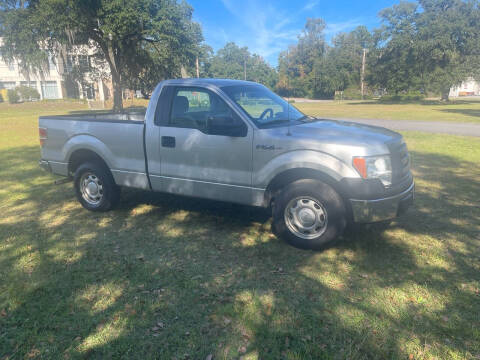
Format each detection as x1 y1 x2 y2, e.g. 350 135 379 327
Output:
219 0 300 63
215 0 366 65
301 0 319 12
325 18 364 34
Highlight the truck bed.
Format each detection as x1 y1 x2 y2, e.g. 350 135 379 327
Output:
39 111 145 123
39 111 150 190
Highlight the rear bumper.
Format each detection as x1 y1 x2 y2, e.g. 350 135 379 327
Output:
350 181 414 223
39 159 52 173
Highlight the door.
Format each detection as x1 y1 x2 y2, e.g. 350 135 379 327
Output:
157 86 254 204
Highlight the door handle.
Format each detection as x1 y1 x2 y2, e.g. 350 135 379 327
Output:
161 136 175 148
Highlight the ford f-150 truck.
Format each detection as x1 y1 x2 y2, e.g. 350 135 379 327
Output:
39 79 414 250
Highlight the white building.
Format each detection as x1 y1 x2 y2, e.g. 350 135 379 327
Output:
449 78 480 98
0 41 112 101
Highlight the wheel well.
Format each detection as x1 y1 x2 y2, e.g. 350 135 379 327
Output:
68 149 110 176
264 168 344 207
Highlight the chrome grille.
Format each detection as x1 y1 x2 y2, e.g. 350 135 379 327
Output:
389 141 411 183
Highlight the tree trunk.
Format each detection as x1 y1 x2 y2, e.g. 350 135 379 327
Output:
89 33 123 112
105 40 123 112
441 87 450 102
111 72 123 113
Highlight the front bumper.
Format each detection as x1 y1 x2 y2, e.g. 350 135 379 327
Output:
350 181 414 223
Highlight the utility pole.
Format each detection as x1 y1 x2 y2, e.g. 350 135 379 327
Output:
361 48 367 100
195 56 200 78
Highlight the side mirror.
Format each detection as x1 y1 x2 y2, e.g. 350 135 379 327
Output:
207 116 247 137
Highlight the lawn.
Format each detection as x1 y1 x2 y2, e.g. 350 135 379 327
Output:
0 101 479 359
294 99 480 124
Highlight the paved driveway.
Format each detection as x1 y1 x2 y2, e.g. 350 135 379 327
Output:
326 117 480 137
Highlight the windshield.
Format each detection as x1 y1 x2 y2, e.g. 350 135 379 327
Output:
222 85 306 128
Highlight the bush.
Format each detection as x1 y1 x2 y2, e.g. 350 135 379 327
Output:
16 85 40 101
379 92 425 102
0 89 7 103
334 86 373 100
0 92 3 103
7 89 20 104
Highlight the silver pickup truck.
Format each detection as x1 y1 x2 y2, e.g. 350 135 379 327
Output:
39 79 414 250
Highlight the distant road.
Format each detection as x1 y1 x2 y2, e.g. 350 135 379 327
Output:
326 117 480 137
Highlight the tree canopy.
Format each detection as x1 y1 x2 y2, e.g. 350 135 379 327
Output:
2 0 480 104
0 0 204 110
368 0 480 99
205 42 276 88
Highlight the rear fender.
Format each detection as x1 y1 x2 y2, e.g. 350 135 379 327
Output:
63 134 116 170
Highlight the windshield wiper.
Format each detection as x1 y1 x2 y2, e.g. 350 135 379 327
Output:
297 115 320 122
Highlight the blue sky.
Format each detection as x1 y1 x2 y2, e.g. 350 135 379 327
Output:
189 0 399 66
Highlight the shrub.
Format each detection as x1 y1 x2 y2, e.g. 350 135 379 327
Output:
334 86 373 100
379 92 425 102
7 89 20 104
16 85 40 101
0 89 7 102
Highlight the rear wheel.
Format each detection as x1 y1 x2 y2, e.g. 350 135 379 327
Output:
74 162 120 212
272 179 346 250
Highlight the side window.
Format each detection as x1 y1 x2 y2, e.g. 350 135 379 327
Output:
169 87 246 136
170 88 211 130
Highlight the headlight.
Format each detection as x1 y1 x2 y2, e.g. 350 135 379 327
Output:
353 155 392 186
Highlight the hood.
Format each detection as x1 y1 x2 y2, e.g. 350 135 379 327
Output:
260 119 404 161
291 119 402 146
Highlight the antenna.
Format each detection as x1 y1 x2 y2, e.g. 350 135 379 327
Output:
286 48 292 136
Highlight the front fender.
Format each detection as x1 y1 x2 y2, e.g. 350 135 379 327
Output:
254 150 359 189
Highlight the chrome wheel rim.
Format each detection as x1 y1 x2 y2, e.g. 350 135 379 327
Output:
79 172 104 205
284 196 328 240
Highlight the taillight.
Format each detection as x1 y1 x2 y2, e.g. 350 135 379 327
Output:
39 127 47 147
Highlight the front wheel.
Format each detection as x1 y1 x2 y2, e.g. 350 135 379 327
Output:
272 179 346 250
74 162 120 212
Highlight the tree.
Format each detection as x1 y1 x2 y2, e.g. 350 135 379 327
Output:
368 1 421 95
277 19 327 98
323 26 374 96
0 0 204 111
276 19 373 99
368 0 480 100
209 42 277 88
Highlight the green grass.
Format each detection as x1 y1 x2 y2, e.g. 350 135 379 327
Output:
295 99 480 123
1 101 479 359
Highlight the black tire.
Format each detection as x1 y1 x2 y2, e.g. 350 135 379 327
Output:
74 162 120 212
272 179 346 250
